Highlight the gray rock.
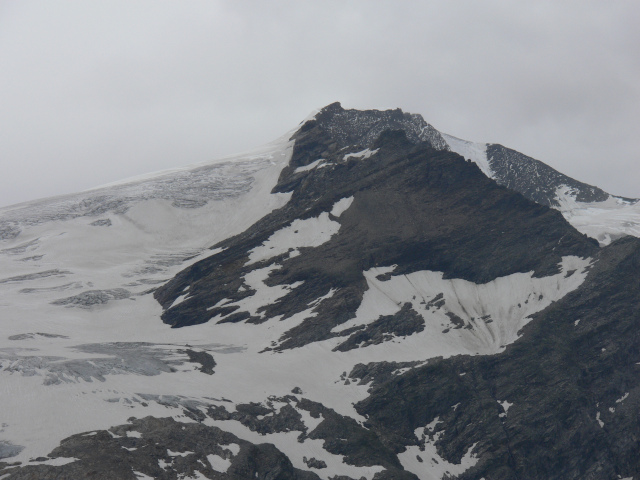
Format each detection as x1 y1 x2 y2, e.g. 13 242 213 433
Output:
51 288 131 307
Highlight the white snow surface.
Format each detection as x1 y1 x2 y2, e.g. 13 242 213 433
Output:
247 211 340 265
554 186 640 245
442 133 492 178
330 196 354 217
294 159 327 173
246 196 351 265
398 425 479 480
207 453 231 473
498 400 513 418
343 148 379 161
332 256 590 356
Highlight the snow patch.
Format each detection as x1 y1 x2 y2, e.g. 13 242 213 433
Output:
596 411 604 428
498 400 513 418
134 471 154 479
247 212 341 265
330 197 354 217
332 256 590 356
399 424 479 480
295 159 327 173
169 293 189 309
168 449 194 457
33 457 79 466
207 453 232 472
224 443 240 456
343 148 378 161
216 264 303 320
425 416 442 433
554 186 640 245
442 133 492 178
616 393 629 404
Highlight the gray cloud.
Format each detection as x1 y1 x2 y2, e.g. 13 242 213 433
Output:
0 0 638 208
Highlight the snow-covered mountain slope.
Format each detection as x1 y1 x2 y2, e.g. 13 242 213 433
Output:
440 132 639 246
1 103 640 480
554 186 640 245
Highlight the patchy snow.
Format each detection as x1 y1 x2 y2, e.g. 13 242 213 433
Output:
596 411 604 428
332 256 590 356
133 471 154 479
442 133 492 178
168 449 194 457
247 212 341 265
207 453 231 473
32 457 79 466
294 159 327 173
399 425 479 480
202 417 384 480
616 393 629 404
224 443 240 456
169 293 189 309
425 416 442 433
214 264 303 320
498 400 513 418
343 148 378 161
330 197 354 217
554 186 640 245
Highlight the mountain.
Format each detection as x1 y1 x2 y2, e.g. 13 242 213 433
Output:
0 103 639 480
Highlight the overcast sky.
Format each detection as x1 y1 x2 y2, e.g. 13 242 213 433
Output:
1 1 639 208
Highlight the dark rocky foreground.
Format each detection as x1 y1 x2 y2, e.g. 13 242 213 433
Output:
0 416 321 480
0 394 419 480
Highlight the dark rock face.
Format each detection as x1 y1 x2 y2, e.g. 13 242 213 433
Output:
181 349 216 375
90 218 112 227
206 395 406 472
333 303 425 352
486 144 611 207
355 236 640 480
51 288 131 307
0 416 321 480
348 361 424 390
155 107 596 352
1 394 419 479
303 456 327 469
